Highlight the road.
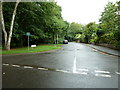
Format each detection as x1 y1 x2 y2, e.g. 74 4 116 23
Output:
2 42 119 88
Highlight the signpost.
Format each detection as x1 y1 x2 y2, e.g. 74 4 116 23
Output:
26 32 30 50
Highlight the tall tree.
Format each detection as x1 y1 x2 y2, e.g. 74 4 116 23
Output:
1 1 7 48
2 2 67 47
2 0 20 50
99 1 119 46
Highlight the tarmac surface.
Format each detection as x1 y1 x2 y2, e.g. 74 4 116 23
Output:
2 42 120 88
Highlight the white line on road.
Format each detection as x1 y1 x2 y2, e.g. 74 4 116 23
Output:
37 68 48 71
91 46 117 57
92 49 98 52
73 57 77 73
78 68 89 72
12 64 20 67
23 66 33 69
116 72 120 75
3 64 9 66
56 70 70 73
78 72 88 75
95 74 111 78
95 70 110 74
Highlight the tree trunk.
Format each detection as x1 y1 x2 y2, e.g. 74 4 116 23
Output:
56 33 58 44
54 34 56 44
6 0 20 50
0 2 7 48
53 32 56 44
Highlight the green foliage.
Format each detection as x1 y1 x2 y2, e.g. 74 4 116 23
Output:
2 1 120 50
83 22 98 43
75 34 81 39
2 2 68 48
98 1 120 47
81 1 120 48
67 22 83 41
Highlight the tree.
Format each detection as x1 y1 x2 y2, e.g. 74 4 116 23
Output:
38 2 68 44
99 1 119 47
2 2 68 48
67 22 83 41
2 0 20 50
83 22 98 43
1 1 7 48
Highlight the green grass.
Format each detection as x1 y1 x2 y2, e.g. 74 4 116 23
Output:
2 44 62 55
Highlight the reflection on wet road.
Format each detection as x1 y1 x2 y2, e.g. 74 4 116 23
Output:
3 42 119 88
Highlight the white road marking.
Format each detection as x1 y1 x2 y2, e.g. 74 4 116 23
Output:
12 65 20 67
2 62 116 78
56 69 70 73
95 74 111 77
73 57 77 73
116 72 120 75
38 68 48 71
93 49 98 52
95 70 110 74
23 66 33 69
78 72 88 75
92 47 117 57
3 64 9 66
78 68 89 72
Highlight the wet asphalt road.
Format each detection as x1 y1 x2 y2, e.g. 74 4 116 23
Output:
2 42 119 88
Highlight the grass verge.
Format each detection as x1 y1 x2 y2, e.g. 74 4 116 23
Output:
2 44 62 55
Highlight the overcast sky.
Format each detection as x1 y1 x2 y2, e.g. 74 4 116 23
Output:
56 0 117 24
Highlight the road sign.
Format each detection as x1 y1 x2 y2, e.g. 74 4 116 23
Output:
26 32 30 50
26 32 30 36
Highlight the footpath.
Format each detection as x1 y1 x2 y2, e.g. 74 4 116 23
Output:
86 44 120 57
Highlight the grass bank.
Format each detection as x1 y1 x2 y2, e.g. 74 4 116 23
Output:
2 44 62 55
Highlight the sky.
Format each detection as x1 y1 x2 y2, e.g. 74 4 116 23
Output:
56 0 117 24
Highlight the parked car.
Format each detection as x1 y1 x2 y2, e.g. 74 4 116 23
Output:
63 40 68 44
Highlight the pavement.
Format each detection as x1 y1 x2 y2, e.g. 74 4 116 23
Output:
2 42 120 88
84 43 120 57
